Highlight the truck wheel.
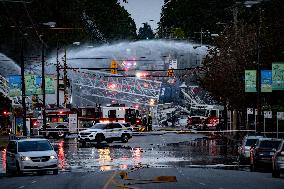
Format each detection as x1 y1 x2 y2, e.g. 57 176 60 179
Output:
121 134 129 143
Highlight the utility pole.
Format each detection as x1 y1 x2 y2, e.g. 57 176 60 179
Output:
42 41 46 128
63 49 68 108
21 38 27 136
56 41 60 107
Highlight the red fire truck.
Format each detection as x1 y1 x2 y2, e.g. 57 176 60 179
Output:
187 104 223 130
39 108 78 138
100 104 142 125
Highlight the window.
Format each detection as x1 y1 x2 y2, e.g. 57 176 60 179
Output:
7 141 17 153
91 123 107 129
210 110 217 117
259 141 282 149
108 110 116 118
245 139 258 146
111 123 122 129
18 140 53 152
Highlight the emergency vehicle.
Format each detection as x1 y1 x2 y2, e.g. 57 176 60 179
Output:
187 104 223 130
99 104 142 126
39 108 78 138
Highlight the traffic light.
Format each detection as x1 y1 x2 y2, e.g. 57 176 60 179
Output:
167 68 174 77
110 60 118 74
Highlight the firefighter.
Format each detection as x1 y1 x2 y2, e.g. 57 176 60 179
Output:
147 114 152 131
142 115 147 127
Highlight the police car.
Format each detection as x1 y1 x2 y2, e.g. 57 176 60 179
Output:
78 122 132 144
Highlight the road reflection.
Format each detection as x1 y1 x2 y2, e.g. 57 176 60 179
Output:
0 137 239 174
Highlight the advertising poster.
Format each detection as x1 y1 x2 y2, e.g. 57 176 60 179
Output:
272 63 284 90
8 75 22 97
25 74 42 96
261 70 272 92
245 70 257 92
45 75 55 94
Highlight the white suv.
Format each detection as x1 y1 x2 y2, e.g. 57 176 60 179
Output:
6 138 58 176
78 122 132 145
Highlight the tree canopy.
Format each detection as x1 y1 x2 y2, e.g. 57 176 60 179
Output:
0 0 137 58
137 22 155 40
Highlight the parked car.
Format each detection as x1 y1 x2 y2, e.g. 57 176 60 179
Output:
78 122 132 145
250 138 282 171
272 140 284 177
6 138 58 176
238 135 263 163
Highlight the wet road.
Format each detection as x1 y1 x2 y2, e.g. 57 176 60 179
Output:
1 133 284 189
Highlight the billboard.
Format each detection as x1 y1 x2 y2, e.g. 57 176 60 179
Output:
8 74 55 97
45 75 55 94
261 70 272 92
272 63 284 90
8 75 22 97
245 70 257 92
25 74 42 96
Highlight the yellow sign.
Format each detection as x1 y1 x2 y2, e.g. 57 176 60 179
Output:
167 68 174 77
111 60 118 68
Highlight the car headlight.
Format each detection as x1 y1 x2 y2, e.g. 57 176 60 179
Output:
50 155 57 160
21 156 31 161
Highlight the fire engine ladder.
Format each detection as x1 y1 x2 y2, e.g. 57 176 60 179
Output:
70 70 162 106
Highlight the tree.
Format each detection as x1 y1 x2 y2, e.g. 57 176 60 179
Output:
137 23 155 40
158 0 234 42
0 0 137 59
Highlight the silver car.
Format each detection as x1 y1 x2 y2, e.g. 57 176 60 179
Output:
272 140 284 178
6 138 58 176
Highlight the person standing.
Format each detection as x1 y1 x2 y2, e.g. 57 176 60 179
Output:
147 114 152 131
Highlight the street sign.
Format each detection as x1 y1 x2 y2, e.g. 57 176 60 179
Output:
264 111 272 119
69 114 78 132
277 112 284 120
245 70 257 92
247 108 253 115
169 59 178 69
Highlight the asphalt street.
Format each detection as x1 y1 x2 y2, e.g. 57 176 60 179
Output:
1 133 284 189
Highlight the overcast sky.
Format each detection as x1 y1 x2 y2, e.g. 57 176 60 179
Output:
121 0 164 32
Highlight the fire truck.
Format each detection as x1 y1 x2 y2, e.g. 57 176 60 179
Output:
187 104 223 130
100 104 142 125
77 104 142 128
39 108 78 138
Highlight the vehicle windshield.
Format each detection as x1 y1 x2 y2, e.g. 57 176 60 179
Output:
18 140 53 152
245 139 258 146
91 123 107 129
190 109 207 117
259 140 282 149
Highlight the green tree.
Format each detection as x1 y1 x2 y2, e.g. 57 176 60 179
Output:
0 0 137 58
137 22 155 40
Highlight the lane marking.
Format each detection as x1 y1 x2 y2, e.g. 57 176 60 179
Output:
17 186 25 189
199 182 206 186
31 180 37 184
102 171 118 189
